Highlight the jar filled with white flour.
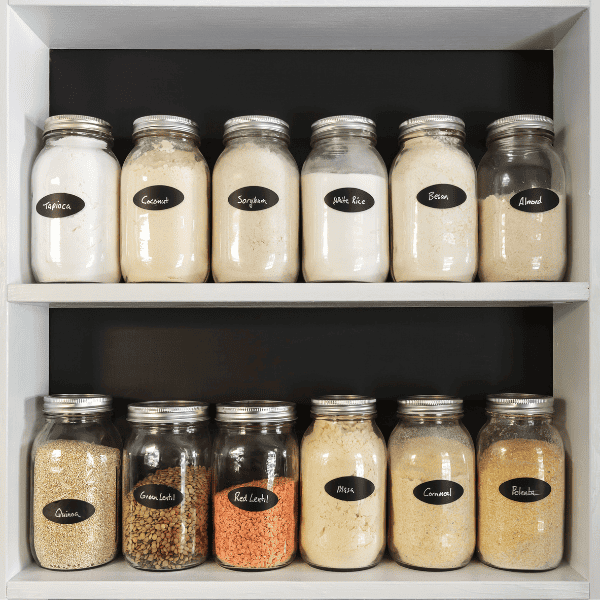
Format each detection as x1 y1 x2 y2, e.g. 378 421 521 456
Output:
300 396 386 571
31 115 121 282
121 116 210 282
301 116 389 282
478 115 566 282
390 115 477 282
212 116 299 282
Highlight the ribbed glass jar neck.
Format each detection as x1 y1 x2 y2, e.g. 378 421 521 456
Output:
487 132 553 149
130 422 203 433
44 132 112 148
402 133 464 149
217 422 293 434
133 131 199 146
312 414 375 422
312 135 375 149
487 413 553 425
399 414 462 425
224 130 288 145
44 413 112 424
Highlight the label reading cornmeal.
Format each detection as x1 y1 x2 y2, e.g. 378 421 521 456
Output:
324 188 375 213
499 477 551 502
133 484 184 509
36 193 85 218
413 480 464 505
42 499 95 524
324 476 375 501
133 185 184 210
509 188 559 213
416 184 467 210
228 186 279 211
227 486 279 511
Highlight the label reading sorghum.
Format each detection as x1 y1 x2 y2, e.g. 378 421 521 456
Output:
416 184 467 210
133 484 184 509
509 188 560 213
412 480 464 505
324 476 375 501
133 185 185 211
228 186 279 211
36 193 85 218
42 499 96 524
227 486 279 511
499 477 552 502
324 188 375 213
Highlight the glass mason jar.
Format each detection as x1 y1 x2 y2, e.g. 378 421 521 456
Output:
301 116 389 282
122 401 211 571
388 396 475 570
121 115 210 282
31 115 121 283
30 395 122 570
390 116 477 282
477 394 565 571
213 401 299 570
212 116 300 282
478 115 567 282
300 396 386 571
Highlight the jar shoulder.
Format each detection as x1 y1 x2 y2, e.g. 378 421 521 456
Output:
302 143 387 178
33 143 120 177
477 419 564 456
214 140 299 175
391 140 475 176
33 419 122 456
122 141 208 173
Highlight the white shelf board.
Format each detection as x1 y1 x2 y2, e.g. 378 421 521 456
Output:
6 282 590 308
6 557 589 600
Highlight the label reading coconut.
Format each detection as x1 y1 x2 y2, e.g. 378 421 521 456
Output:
42 499 95 524
413 480 464 505
509 188 560 213
133 185 184 211
499 477 552 503
36 193 85 218
133 484 184 509
416 184 467 210
228 186 279 211
324 476 375 501
227 486 279 512
324 188 375 213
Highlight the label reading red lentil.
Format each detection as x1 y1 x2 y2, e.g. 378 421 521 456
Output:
509 188 560 213
228 186 279 211
324 476 375 501
133 185 185 211
324 188 375 213
499 477 552 502
413 480 464 505
416 184 467 210
133 484 184 509
42 499 95 524
227 486 279 511
36 193 85 218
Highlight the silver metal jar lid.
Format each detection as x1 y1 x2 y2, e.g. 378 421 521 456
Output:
310 115 376 145
486 114 554 143
127 401 209 423
43 115 113 140
216 400 296 423
132 115 200 141
486 393 554 415
311 395 377 416
43 394 113 415
398 115 465 142
397 395 463 416
223 115 290 143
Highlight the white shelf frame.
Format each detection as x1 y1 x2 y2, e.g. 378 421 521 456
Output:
0 2 598 600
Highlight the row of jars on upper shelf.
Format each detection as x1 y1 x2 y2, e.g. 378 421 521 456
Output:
31 113 567 284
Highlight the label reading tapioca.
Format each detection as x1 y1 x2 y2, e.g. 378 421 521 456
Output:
133 484 184 509
416 184 467 210
509 188 560 213
499 477 552 502
324 188 375 213
36 193 85 218
228 186 279 211
324 476 375 501
227 486 279 511
413 480 464 505
133 185 184 210
42 499 95 524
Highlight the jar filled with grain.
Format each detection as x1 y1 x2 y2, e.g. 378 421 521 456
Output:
477 394 565 570
300 396 386 571
122 401 211 571
478 115 567 281
390 116 477 282
213 401 299 570
388 396 475 570
30 395 121 570
212 116 300 282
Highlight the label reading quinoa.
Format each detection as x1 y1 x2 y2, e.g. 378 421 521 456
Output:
42 499 95 524
324 476 375 501
133 185 184 211
36 193 85 218
324 188 375 213
133 484 184 509
228 186 279 211
499 477 552 502
413 480 464 505
509 188 560 213
227 486 279 512
416 184 467 210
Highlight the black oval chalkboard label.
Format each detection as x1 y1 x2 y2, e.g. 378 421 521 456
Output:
133 185 184 211
133 484 184 509
416 184 467 210
324 476 375 501
228 186 279 211
227 486 279 511
413 480 464 505
324 188 375 213
36 193 85 218
42 499 95 524
499 478 552 502
510 188 560 213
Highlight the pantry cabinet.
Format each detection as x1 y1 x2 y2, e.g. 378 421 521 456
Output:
0 1 598 599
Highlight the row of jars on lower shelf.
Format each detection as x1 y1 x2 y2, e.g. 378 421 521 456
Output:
31 394 565 573
32 112 567 284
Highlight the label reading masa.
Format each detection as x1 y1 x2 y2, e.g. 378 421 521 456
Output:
416 184 467 209
133 185 184 210
42 499 95 524
228 486 279 511
413 480 464 505
324 476 375 501
324 188 375 213
499 477 552 503
510 188 560 213
36 193 85 218
133 484 184 509
228 186 279 211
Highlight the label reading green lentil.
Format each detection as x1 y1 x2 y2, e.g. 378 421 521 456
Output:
134 484 184 509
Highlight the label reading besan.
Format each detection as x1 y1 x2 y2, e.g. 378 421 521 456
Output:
416 184 467 210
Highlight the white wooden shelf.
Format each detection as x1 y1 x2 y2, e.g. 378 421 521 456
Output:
6 557 589 600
